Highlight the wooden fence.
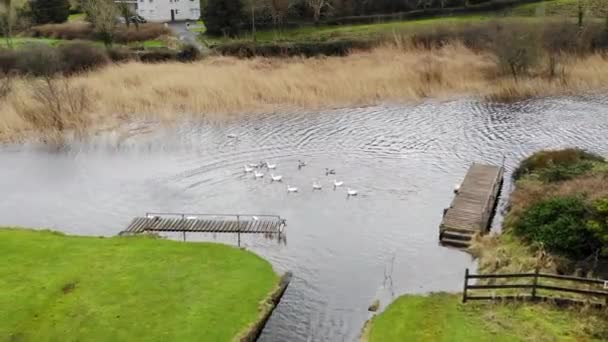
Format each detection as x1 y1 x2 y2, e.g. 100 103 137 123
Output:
462 268 608 307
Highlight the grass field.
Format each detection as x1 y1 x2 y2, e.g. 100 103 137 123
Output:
204 15 490 45
0 37 62 48
0 228 279 341
509 0 608 18
68 13 86 22
365 293 608 341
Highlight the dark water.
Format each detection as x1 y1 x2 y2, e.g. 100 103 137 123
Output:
1 96 608 342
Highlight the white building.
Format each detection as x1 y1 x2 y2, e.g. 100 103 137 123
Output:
117 0 200 22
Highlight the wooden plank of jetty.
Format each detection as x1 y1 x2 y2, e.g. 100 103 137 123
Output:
120 213 285 237
440 163 504 248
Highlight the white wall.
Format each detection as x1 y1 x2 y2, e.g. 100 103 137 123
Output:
135 0 200 22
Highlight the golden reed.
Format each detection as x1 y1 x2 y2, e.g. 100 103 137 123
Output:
1 44 608 141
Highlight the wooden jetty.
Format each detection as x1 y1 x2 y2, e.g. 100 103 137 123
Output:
121 212 286 246
440 163 504 248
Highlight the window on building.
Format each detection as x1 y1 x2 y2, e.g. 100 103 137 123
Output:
175 9 179 14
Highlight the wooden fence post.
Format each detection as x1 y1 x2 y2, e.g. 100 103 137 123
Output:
531 267 540 300
462 268 469 303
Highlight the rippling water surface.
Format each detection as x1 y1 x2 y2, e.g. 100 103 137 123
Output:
1 96 608 341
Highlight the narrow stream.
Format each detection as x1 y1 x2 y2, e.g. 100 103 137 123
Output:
1 95 607 341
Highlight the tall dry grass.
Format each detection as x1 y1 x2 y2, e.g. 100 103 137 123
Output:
1 44 608 141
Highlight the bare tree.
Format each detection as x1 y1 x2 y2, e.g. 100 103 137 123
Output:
116 1 132 28
307 0 332 25
82 0 119 47
269 0 289 29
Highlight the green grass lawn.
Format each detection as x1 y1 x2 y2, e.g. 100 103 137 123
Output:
365 293 608 341
0 228 279 341
0 37 63 48
203 14 491 45
68 13 86 22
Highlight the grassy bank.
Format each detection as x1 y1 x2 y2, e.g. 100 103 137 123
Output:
0 228 280 341
364 293 608 341
509 0 608 18
471 149 608 276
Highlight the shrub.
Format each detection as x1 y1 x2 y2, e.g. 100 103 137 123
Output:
0 49 18 74
587 196 608 256
139 48 178 63
513 148 605 181
177 44 201 62
29 22 93 40
107 46 138 63
15 44 63 77
29 22 168 43
538 161 595 183
514 196 600 259
113 24 169 43
58 41 109 74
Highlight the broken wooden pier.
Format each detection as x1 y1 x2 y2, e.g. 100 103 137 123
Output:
440 163 504 248
121 212 286 246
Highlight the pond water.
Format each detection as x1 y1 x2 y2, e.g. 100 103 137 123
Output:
1 95 608 341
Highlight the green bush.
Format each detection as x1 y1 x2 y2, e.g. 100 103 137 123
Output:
587 197 608 256
31 0 70 24
514 196 600 259
538 161 595 183
513 148 604 181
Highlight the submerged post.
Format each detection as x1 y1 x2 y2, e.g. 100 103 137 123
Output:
462 268 469 303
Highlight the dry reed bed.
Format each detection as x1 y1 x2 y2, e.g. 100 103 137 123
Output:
2 44 608 141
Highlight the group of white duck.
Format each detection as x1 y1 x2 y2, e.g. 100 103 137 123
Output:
243 160 358 197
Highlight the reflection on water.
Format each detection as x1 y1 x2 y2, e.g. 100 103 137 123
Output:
1 96 608 341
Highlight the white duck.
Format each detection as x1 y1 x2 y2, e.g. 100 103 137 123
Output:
248 163 260 168
333 180 344 189
266 163 277 169
312 181 322 191
270 174 283 182
254 171 264 178
287 185 299 193
244 165 254 173
454 183 461 194
347 188 358 196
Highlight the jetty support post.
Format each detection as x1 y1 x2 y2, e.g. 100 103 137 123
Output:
237 215 241 247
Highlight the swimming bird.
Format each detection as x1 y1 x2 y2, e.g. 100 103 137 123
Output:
270 174 283 182
287 185 299 193
254 171 264 178
266 163 277 169
333 180 344 189
312 181 322 191
252 216 259 221
227 133 238 139
186 216 198 220
347 188 358 196
248 163 260 168
244 165 254 173
325 168 336 176
298 160 306 170
454 183 461 194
